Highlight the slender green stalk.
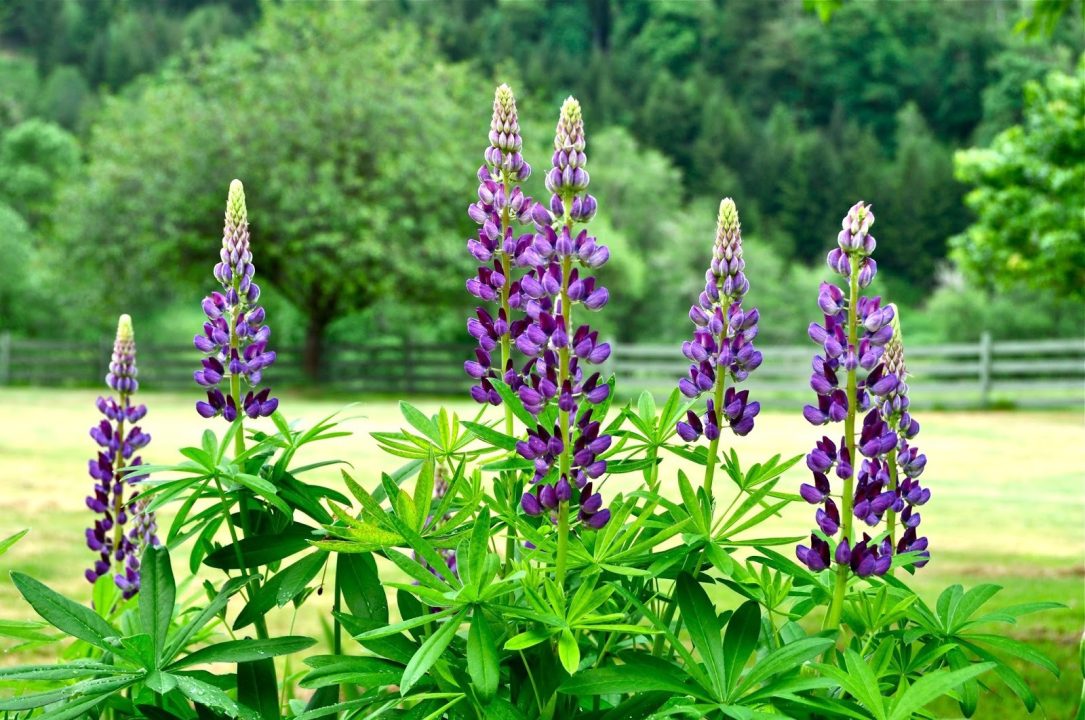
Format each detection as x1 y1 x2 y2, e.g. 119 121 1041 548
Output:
499 172 518 573
703 313 729 499
825 265 860 631
109 413 127 580
554 243 574 586
886 447 899 550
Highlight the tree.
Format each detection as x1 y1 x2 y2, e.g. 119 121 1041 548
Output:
56 4 482 378
951 57 1085 301
0 119 80 228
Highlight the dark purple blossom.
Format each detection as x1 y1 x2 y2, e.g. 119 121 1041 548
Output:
797 202 902 578
465 85 537 406
676 199 762 443
194 180 277 421
85 315 159 598
513 97 611 531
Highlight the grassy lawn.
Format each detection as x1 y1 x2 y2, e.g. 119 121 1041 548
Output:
0 387 1081 716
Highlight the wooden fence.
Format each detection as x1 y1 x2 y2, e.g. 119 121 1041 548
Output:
0 332 1081 409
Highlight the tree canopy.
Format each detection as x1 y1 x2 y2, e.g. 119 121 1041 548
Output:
952 57 1085 301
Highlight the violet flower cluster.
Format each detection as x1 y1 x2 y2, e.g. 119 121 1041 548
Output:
878 312 930 565
194 180 278 421
512 97 612 530
797 202 929 578
465 84 536 405
677 198 762 442
85 314 159 598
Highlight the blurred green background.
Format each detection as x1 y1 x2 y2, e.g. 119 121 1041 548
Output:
0 0 1082 371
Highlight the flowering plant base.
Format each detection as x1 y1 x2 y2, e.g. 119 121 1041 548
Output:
0 91 1064 720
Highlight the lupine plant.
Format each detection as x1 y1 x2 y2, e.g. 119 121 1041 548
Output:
0 90 1065 720
85 314 158 599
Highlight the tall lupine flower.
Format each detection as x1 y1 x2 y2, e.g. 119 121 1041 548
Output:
676 199 763 492
85 315 159 598
465 85 536 411
194 180 278 421
516 97 613 539
876 310 930 567
797 203 903 623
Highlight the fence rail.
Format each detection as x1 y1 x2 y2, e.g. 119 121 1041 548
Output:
0 332 1081 409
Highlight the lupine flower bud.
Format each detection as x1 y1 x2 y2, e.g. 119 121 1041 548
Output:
86 315 159 598
676 199 762 442
194 180 277 421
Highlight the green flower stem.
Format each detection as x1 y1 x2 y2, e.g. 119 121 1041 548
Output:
825 265 860 631
886 447 899 563
703 312 730 499
110 410 127 580
554 207 574 585
499 172 518 573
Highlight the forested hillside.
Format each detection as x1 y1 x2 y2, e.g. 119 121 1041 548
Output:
0 0 1080 356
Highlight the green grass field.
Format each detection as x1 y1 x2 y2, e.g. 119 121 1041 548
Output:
0 387 1081 717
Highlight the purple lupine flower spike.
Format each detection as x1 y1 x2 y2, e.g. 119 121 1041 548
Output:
514 97 612 531
676 198 762 443
797 202 899 579
86 315 159 598
465 85 536 406
877 308 930 567
194 180 277 421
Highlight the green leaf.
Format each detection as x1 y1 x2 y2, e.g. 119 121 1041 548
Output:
734 637 834 695
275 551 329 606
465 507 490 587
301 655 403 689
10 572 118 652
0 528 28 557
813 658 887 720
237 658 279 720
722 600 760 696
0 675 137 711
560 656 708 700
338 553 388 623
462 421 519 451
400 402 444 446
947 583 1001 631
170 636 316 669
165 576 253 660
557 629 581 675
175 673 255 719
0 661 137 681
203 526 314 569
230 472 290 515
965 633 1060 676
887 663 995 720
675 573 725 700
139 545 175 666
467 613 499 701
504 627 552 651
400 608 466 694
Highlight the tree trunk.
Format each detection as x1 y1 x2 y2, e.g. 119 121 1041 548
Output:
302 316 328 382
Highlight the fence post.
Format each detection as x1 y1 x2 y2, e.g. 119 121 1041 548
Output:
978 331 992 408
0 332 10 386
